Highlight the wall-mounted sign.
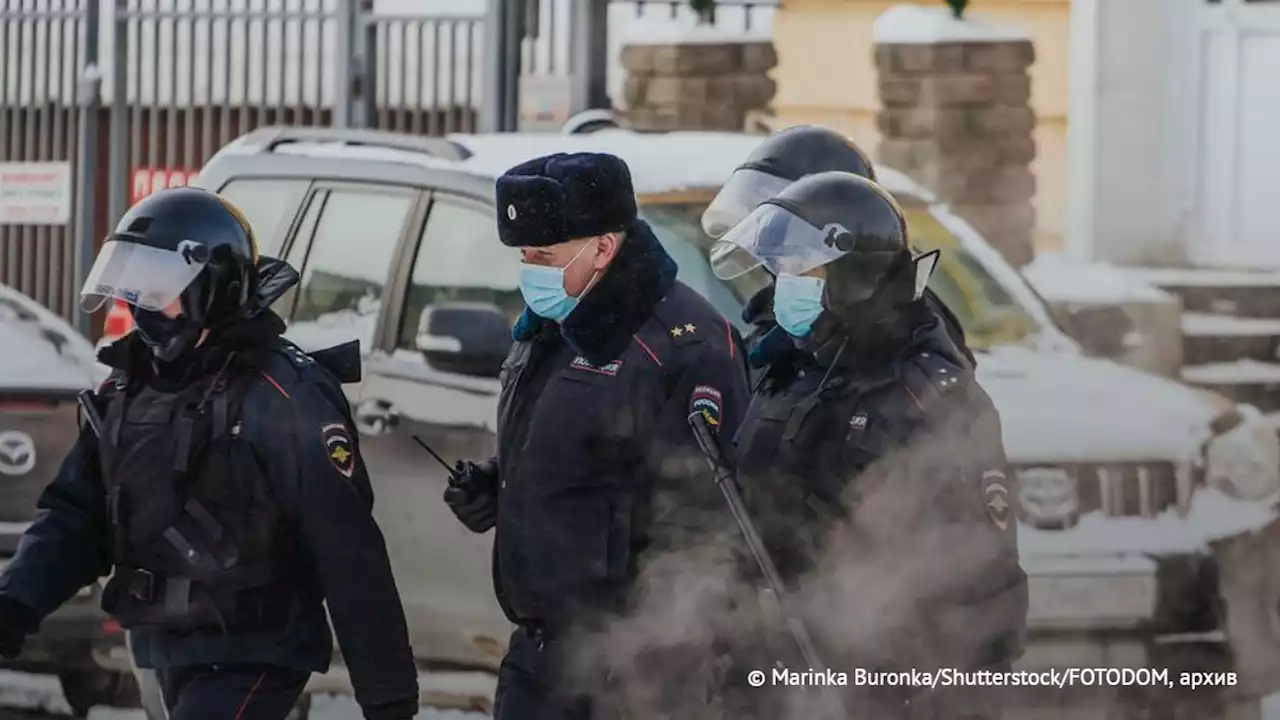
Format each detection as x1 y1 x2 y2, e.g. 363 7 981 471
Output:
131 167 200 205
0 162 72 225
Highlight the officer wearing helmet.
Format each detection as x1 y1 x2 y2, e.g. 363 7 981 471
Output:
703 124 975 374
711 172 1026 719
0 189 419 719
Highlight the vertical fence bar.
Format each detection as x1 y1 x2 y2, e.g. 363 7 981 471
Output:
2 2 17 287
182 0 194 168
20 1 36 298
164 6 176 174
110 0 128 235
75 0 101 333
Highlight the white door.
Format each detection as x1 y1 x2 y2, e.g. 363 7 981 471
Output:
1191 0 1280 268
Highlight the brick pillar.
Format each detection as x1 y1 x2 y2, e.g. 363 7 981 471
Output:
874 6 1037 267
620 38 777 132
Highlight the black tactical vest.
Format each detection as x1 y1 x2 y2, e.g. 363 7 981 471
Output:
95 361 279 633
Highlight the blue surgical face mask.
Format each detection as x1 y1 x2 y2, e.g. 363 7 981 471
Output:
519 241 596 322
773 273 826 338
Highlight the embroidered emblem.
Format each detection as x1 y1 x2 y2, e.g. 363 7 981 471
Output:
848 412 869 432
322 423 356 479
981 470 1012 531
690 385 723 428
506 204 517 220
570 356 622 376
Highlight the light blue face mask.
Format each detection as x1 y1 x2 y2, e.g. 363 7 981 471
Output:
773 273 826 338
518 241 596 322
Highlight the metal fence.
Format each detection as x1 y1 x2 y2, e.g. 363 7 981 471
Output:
1 0 776 327
0 0 100 322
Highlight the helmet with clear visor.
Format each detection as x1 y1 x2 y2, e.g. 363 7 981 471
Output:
711 172 936 315
80 187 260 329
701 125 876 239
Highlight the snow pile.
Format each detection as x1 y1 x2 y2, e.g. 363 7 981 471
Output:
1183 359 1280 385
978 346 1217 463
1019 487 1279 558
1128 266 1280 288
1183 312 1280 337
1022 252 1173 305
872 4 1029 45
621 16 772 45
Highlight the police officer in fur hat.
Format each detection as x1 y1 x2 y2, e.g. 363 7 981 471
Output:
0 188 419 720
442 152 751 719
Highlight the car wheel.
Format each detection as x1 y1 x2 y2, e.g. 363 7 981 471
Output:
58 668 141 717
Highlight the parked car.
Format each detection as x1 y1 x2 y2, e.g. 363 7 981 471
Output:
182 125 1279 714
0 284 138 716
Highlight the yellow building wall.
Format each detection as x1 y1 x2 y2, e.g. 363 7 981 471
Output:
769 0 1071 253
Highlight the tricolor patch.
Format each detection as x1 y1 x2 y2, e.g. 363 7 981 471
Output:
570 356 622 376
690 385 723 428
321 423 356 478
981 469 1012 531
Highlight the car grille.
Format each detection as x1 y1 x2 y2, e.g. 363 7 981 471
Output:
0 400 81 523
1015 462 1185 527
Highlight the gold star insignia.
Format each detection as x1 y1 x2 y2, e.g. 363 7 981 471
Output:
684 323 696 333
987 494 1009 513
330 446 351 464
670 326 683 338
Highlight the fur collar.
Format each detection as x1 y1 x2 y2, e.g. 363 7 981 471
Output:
512 220 677 366
98 310 287 382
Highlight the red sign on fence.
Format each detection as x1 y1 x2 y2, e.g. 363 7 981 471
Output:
130 167 200 205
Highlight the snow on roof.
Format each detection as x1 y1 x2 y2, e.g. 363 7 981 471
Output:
0 284 97 392
1019 488 1278 557
450 129 938 199
621 17 772 46
1022 252 1174 305
873 4 1030 45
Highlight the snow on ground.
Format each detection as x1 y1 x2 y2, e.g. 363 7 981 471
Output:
1127 267 1280 288
872 3 1030 45
1022 253 1173 305
1019 487 1279 558
1183 312 1280 337
1183 359 1280 385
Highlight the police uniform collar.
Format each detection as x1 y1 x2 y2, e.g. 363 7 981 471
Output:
513 220 677 367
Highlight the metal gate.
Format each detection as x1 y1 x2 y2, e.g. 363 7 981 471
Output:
0 0 100 327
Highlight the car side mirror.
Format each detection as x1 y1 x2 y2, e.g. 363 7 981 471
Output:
415 302 512 379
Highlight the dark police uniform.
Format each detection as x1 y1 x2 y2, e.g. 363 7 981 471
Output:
0 310 419 719
481 153 751 720
735 305 1027 720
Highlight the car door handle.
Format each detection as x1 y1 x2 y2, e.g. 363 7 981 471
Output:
354 399 400 437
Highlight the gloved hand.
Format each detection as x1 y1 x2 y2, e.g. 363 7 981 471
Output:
443 460 498 534
361 696 420 720
0 596 39 659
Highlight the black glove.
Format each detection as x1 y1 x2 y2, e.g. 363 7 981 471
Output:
0 596 39 660
443 460 498 534
361 696 419 720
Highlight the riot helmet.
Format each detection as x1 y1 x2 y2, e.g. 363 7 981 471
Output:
80 187 261 361
702 125 877 238
710 171 938 335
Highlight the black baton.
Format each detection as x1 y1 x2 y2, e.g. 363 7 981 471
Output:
687 412 846 719
77 390 105 438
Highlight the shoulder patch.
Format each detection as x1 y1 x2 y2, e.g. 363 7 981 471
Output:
321 423 356 478
690 385 724 429
981 469 1012 531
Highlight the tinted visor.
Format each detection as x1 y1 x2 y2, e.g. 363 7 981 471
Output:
701 168 793 239
709 202 849 280
79 238 208 313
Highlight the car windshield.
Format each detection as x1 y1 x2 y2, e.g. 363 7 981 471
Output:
640 199 1041 350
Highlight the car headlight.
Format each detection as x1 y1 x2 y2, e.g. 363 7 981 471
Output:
1016 466 1080 528
1204 405 1280 501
